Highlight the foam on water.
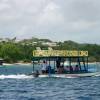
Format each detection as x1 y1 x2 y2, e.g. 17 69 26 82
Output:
94 73 100 76
0 73 99 79
38 74 82 78
0 74 33 79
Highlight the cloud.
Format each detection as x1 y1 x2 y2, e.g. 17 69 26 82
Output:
0 0 100 44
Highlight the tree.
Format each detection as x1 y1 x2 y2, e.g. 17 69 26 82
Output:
0 43 22 63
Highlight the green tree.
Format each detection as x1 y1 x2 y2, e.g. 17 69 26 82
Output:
0 43 22 63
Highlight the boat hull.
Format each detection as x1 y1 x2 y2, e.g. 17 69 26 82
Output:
34 72 100 78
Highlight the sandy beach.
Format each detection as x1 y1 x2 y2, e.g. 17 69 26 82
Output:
3 63 32 66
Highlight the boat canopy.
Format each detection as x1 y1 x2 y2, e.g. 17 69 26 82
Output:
32 48 88 59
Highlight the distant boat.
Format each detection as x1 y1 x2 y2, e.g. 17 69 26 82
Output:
0 58 4 66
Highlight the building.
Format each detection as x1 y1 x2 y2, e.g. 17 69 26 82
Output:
41 42 57 47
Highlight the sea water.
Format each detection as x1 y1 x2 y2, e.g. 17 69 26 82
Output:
0 64 100 100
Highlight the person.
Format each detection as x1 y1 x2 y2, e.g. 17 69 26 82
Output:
34 70 39 77
46 65 51 73
74 65 79 72
60 64 64 73
70 66 73 73
41 60 47 74
56 58 61 73
56 58 61 68
64 66 70 72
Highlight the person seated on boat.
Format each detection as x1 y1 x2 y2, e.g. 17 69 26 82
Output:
64 66 70 72
74 65 79 72
70 66 73 73
41 60 47 74
60 64 64 73
57 64 64 74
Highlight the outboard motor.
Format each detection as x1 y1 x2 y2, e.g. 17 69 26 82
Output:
34 70 39 77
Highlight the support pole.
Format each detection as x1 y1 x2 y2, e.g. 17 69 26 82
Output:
69 57 71 67
49 58 50 66
32 60 34 73
78 57 81 71
69 57 72 73
86 57 88 72
54 58 56 73
48 58 51 77
82 57 86 72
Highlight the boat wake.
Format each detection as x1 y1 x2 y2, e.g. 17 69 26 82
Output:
0 74 33 79
0 72 100 79
39 74 78 78
94 73 100 77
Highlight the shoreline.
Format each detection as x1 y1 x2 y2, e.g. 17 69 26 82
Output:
2 62 100 66
3 63 32 66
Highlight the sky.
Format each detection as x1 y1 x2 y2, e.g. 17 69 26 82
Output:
0 0 100 44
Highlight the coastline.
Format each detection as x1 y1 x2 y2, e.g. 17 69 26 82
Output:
3 63 32 66
3 62 100 66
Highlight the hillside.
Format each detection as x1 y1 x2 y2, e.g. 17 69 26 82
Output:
0 37 100 63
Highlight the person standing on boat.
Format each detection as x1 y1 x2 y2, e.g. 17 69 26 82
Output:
56 58 61 73
41 60 47 74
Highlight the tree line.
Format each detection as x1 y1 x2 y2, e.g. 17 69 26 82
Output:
0 38 100 63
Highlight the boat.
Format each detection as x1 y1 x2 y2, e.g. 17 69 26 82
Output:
36 72 100 78
32 47 99 78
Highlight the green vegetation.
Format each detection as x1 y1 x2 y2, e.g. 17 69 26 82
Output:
0 37 100 63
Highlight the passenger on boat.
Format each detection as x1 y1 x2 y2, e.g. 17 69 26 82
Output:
64 66 70 72
74 65 79 72
56 58 60 68
41 60 47 74
57 64 64 74
56 58 62 73
70 66 73 73
60 64 64 73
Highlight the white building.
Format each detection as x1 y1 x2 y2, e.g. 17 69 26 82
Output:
41 42 57 47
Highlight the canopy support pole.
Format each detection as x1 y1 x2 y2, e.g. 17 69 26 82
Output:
86 57 88 72
82 57 87 72
69 57 71 67
32 60 34 73
78 57 81 71
48 57 51 77
54 58 56 73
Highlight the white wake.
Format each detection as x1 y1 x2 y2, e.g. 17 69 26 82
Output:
0 74 33 79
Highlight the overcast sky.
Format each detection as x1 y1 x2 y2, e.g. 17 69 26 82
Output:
0 0 100 44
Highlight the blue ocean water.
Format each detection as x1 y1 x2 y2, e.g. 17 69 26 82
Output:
0 64 100 100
